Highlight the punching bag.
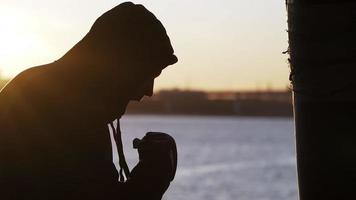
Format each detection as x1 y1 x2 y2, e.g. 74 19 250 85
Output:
286 0 356 199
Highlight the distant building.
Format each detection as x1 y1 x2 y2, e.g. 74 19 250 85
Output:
127 89 293 117
208 90 292 102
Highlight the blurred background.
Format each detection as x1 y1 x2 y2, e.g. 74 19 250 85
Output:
0 1 297 200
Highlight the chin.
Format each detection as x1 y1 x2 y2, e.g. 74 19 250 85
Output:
111 100 130 120
117 106 127 117
131 96 144 101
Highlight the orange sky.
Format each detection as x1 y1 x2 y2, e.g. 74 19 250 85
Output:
0 0 290 92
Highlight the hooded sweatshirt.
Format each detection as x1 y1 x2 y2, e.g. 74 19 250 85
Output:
0 2 177 199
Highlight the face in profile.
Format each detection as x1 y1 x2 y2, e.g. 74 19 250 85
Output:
130 68 163 101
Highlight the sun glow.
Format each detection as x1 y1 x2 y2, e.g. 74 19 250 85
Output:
0 7 50 77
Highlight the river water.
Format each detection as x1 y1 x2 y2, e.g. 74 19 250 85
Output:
111 115 297 200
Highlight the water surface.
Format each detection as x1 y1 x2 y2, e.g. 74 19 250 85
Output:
112 115 297 200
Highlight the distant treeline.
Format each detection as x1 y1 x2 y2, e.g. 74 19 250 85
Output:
0 78 292 117
127 90 293 117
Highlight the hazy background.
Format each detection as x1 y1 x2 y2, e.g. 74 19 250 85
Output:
0 0 289 91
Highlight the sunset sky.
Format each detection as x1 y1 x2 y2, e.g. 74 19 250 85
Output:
0 0 289 91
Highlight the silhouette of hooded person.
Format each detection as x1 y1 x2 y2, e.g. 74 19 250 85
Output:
0 2 177 200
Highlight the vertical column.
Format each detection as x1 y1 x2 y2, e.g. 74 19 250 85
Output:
287 1 356 199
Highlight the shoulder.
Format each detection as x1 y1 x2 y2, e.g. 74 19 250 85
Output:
1 66 42 92
9 65 48 87
0 64 51 110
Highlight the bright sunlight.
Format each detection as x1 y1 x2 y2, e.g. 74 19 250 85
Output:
0 6 51 77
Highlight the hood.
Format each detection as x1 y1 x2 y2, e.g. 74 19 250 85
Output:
53 2 178 122
61 2 177 71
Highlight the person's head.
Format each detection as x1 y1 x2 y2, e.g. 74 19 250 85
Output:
61 2 177 121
